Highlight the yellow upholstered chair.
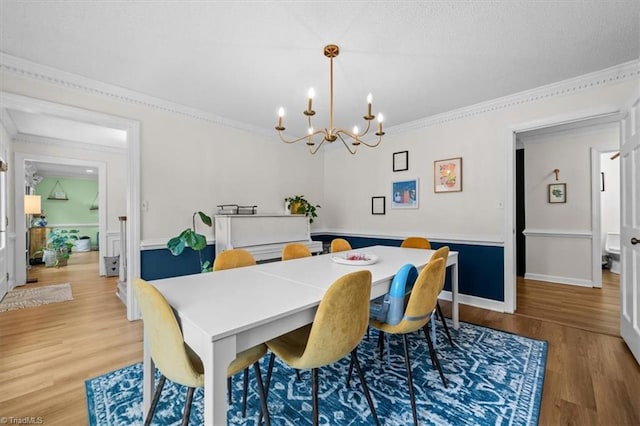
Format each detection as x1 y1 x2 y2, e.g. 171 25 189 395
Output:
369 258 447 426
133 278 270 425
400 236 431 249
429 246 454 346
213 248 256 271
265 270 379 425
281 243 312 261
330 238 352 253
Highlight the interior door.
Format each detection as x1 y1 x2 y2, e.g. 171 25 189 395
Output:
620 94 640 365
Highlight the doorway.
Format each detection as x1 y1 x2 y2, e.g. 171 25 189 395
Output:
0 91 141 320
25 159 102 282
504 107 623 313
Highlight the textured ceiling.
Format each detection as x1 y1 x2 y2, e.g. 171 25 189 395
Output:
1 1 638 139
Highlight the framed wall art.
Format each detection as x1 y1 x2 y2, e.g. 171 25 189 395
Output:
548 183 566 203
392 179 419 209
434 157 462 193
393 150 409 172
371 196 385 215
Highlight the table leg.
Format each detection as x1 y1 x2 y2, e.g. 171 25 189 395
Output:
452 259 459 329
203 336 237 426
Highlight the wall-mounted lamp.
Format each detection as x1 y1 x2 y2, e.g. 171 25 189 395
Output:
553 169 560 181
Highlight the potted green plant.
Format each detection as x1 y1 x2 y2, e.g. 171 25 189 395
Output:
284 195 321 224
41 229 79 267
167 211 213 273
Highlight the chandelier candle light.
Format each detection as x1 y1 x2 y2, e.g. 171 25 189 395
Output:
275 44 384 155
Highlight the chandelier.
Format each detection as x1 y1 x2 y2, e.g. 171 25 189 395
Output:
275 44 384 155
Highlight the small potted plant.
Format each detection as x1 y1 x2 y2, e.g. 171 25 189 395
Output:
284 195 321 224
41 229 79 267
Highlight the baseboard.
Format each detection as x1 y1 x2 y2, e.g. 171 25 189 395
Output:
524 273 595 287
439 290 507 313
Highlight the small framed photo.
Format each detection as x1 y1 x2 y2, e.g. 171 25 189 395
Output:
393 151 409 172
434 157 462 193
371 196 385 215
392 179 419 209
548 183 567 203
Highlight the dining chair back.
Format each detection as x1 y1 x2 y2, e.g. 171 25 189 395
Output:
265 270 379 425
400 236 431 249
281 243 312 261
369 258 446 426
330 238 352 253
428 246 454 346
213 248 256 271
133 278 204 425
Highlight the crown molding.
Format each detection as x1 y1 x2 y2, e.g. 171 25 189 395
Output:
2 52 638 136
390 59 640 134
14 133 127 154
0 52 272 138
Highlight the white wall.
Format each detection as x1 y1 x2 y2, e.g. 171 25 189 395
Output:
0 72 325 246
323 77 635 246
520 125 618 284
600 151 620 252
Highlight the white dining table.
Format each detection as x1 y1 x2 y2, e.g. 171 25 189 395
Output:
144 245 459 425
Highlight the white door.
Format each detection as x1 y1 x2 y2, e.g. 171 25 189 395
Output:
0 158 8 300
620 94 640 365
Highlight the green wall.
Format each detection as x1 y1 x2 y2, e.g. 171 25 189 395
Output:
35 177 99 247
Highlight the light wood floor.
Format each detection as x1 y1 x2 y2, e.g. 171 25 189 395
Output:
1 254 638 425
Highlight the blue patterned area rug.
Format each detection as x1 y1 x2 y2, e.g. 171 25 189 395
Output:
86 321 547 425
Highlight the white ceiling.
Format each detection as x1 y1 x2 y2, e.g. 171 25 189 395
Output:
1 1 638 140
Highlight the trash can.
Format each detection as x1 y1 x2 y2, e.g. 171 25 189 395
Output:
104 255 120 277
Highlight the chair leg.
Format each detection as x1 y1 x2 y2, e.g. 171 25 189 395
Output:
227 376 232 404
436 301 454 347
346 356 354 387
402 334 419 426
259 353 276 425
351 349 380 426
181 386 195 426
377 330 385 360
144 374 166 426
252 361 271 426
422 324 438 369
311 368 319 426
295 369 302 381
424 324 448 388
241 367 249 417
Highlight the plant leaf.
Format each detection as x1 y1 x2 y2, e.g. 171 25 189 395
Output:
197 211 213 227
167 236 186 256
185 232 207 251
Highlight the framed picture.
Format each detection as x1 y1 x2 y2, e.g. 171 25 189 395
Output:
392 179 419 209
371 196 385 215
393 151 409 172
434 157 462 193
601 172 605 192
548 183 567 203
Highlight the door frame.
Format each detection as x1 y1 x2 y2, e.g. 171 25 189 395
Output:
504 105 623 313
1 92 141 321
